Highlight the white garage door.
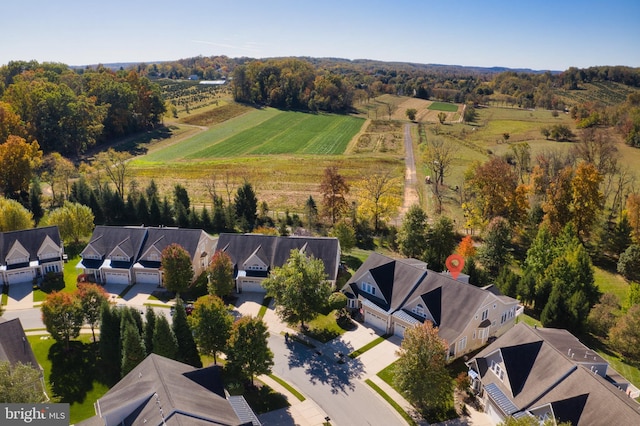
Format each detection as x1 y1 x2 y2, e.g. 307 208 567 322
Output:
135 271 160 285
6 269 33 285
240 279 266 293
365 310 387 332
486 402 504 424
105 271 129 285
394 322 407 337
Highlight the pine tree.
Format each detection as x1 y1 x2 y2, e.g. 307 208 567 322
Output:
29 181 44 224
144 306 156 355
172 298 202 367
152 315 178 360
121 322 146 377
136 195 150 225
148 196 161 226
99 304 122 382
200 206 212 233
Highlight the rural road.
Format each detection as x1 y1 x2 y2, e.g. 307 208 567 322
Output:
396 124 420 224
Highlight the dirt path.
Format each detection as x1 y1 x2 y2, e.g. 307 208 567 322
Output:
395 123 421 225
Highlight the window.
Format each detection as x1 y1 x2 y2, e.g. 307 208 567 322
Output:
481 309 489 321
362 281 376 295
491 360 505 381
111 255 129 262
413 304 426 317
458 336 467 352
44 264 59 274
347 298 358 309
148 252 159 261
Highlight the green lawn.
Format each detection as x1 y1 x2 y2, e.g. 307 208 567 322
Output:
349 336 387 358
305 310 347 342
594 266 629 303
28 334 108 424
428 102 458 112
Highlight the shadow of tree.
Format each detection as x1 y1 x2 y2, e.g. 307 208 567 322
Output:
48 341 99 403
286 338 365 395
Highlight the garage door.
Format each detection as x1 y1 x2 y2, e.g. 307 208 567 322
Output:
6 269 33 285
365 310 387 332
240 279 266 293
486 402 504 424
135 271 160 285
105 271 130 285
394 322 407 337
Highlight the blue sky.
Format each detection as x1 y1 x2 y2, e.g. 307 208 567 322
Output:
2 0 638 71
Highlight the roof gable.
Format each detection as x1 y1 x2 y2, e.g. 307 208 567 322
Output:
421 286 442 326
6 240 29 262
501 340 543 397
37 235 61 259
0 318 40 369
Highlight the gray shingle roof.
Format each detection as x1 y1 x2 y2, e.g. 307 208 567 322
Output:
0 226 62 265
0 318 40 370
79 354 253 426
216 233 340 280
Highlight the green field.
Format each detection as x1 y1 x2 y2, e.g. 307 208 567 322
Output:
428 102 458 112
135 109 364 163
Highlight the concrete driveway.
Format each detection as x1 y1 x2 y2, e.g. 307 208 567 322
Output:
4 281 34 310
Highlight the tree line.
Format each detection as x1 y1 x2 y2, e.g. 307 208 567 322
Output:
0 61 166 157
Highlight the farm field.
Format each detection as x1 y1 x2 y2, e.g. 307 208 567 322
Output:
129 107 400 212
428 101 458 112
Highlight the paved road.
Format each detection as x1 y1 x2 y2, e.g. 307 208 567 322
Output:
268 333 406 426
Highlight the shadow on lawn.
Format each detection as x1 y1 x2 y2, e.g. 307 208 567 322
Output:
48 341 100 403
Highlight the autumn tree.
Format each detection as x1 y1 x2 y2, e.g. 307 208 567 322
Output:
571 128 619 176
437 112 447 124
0 361 45 403
161 243 193 297
0 135 42 197
226 316 274 385
320 166 349 225
262 249 331 328
41 292 84 351
207 251 235 297
626 193 640 243
41 153 76 206
570 162 603 240
405 108 417 121
394 321 453 421
354 170 401 232
188 295 233 365
466 157 527 224
0 197 34 231
509 143 531 184
542 166 574 236
94 148 132 200
587 293 620 337
76 283 109 342
0 101 27 142
42 202 95 244
457 235 477 258
609 304 640 363
397 204 428 259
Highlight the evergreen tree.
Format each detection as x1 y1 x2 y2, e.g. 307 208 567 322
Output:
211 196 226 232
29 181 44 224
160 196 174 226
99 304 122 382
618 244 640 282
304 195 318 229
135 195 150 225
397 204 429 258
200 205 212 233
144 306 156 355
425 216 456 272
88 191 104 224
125 194 137 224
148 196 161 226
145 179 159 201
173 184 190 210
175 203 189 228
235 181 258 232
152 315 178 360
121 322 146 377
494 267 519 298
172 298 202 367
188 207 200 228
478 216 511 276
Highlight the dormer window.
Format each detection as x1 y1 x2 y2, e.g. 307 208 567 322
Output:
413 304 426 318
111 255 129 262
491 360 505 381
362 281 376 295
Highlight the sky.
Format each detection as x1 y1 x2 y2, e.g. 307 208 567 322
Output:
2 0 639 71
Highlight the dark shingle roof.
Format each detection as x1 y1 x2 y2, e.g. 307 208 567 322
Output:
142 227 209 259
82 226 147 259
217 233 340 280
472 324 640 425
0 318 40 369
81 354 251 426
0 226 62 264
